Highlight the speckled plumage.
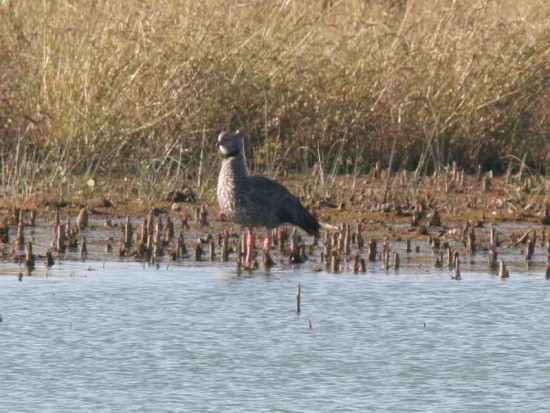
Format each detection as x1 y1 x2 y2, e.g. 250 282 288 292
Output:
217 132 319 236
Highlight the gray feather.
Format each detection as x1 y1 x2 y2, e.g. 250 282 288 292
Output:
217 132 319 236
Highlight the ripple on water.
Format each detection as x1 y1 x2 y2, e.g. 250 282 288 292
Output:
1 259 550 412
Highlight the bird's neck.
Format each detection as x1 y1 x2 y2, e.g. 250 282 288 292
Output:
220 152 249 181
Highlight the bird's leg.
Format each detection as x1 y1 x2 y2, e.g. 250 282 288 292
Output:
246 227 255 265
263 228 273 251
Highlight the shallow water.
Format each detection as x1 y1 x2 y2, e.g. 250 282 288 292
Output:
1 214 549 412
1 254 550 413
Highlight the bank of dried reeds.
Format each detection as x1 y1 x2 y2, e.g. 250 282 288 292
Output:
1 0 549 198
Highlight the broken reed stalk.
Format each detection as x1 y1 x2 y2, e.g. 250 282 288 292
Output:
165 216 174 244
25 241 35 270
195 205 209 227
429 235 440 249
329 232 336 254
77 207 88 229
154 232 162 257
15 209 22 227
488 248 497 270
498 261 509 278
515 229 531 246
481 174 491 192
117 242 127 258
146 231 154 253
154 219 162 249
289 228 303 264
149 246 158 265
296 283 301 314
277 227 287 252
67 218 78 250
0 219 9 243
453 251 460 270
430 209 441 227
447 248 454 268
359 257 366 272
263 248 275 267
221 233 229 262
466 226 476 254
193 241 203 261
44 250 55 267
330 251 340 273
343 223 351 255
434 251 443 268
321 232 332 264
411 210 421 227
16 221 24 247
337 227 345 253
542 203 550 225
124 216 133 247
350 251 360 273
105 237 113 253
299 245 308 262
236 246 243 267
312 232 319 248
209 239 215 260
453 255 461 280
524 238 534 261
490 225 497 250
140 218 148 245
200 205 209 227
80 236 87 259
56 224 66 253
368 239 377 262
176 231 187 258
356 223 364 248
394 252 400 270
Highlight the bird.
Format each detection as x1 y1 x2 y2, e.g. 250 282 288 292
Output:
216 131 320 266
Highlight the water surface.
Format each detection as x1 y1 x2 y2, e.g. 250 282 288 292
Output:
1 258 549 413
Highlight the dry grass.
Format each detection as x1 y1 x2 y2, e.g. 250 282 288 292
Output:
1 0 549 200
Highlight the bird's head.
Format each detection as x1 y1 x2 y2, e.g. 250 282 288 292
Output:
217 131 243 158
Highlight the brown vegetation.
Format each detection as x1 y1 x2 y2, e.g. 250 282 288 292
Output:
1 0 549 202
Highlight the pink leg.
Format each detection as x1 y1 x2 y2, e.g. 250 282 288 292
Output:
246 227 255 264
263 228 273 251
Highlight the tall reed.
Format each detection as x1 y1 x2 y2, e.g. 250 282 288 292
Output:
1 0 549 198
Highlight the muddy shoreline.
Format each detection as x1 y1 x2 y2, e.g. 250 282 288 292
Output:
0 173 548 277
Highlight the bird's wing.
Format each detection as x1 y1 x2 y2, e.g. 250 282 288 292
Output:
243 176 297 221
244 177 319 235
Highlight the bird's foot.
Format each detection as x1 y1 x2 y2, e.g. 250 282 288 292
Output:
242 260 258 270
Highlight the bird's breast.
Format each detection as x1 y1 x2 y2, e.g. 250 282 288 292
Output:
217 178 237 218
